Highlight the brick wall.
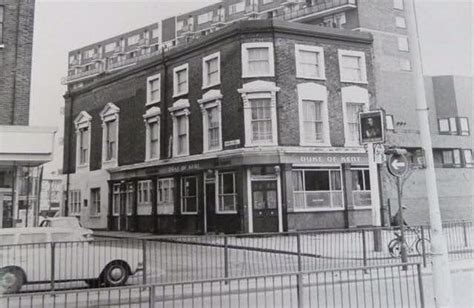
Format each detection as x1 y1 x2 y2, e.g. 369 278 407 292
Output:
0 0 35 126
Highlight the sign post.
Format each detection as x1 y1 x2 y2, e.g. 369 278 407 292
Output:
386 149 409 269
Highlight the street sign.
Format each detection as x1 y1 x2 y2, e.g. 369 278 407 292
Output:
387 154 409 177
359 110 385 145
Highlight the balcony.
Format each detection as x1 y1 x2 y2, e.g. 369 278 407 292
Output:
106 48 163 72
275 0 357 22
61 66 104 85
245 4 259 18
138 38 150 48
114 45 125 55
212 15 226 27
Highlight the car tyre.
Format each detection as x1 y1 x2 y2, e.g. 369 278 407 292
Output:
0 267 25 294
101 261 130 287
84 279 100 288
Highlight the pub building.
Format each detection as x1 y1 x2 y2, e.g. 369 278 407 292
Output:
63 20 378 234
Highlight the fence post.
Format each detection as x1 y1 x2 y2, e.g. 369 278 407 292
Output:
416 263 425 308
149 285 156 308
362 229 368 268
224 236 229 280
297 272 305 308
462 221 468 247
420 226 427 268
142 239 147 285
50 242 55 291
297 233 302 272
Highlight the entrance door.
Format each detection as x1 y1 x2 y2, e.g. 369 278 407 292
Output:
205 182 216 233
252 180 278 233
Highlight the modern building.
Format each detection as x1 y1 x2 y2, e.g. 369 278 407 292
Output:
62 20 378 233
0 0 56 228
62 0 472 232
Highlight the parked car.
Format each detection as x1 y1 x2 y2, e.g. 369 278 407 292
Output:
39 217 93 240
0 228 143 294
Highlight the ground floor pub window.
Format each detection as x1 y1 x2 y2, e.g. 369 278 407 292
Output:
157 178 174 214
217 172 237 213
292 168 343 211
181 176 198 214
351 168 371 207
112 184 120 215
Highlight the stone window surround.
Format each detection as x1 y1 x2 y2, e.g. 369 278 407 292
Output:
241 42 275 78
338 49 368 84
100 102 120 168
74 111 92 169
198 89 223 153
169 99 190 157
143 107 161 161
295 44 326 80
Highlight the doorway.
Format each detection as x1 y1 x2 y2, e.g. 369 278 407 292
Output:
251 180 279 233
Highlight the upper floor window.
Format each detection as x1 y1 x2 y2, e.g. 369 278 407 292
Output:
218 172 237 213
463 149 473 167
442 149 462 168
0 6 4 45
338 50 367 84
229 1 245 14
439 117 470 135
395 16 406 28
157 178 174 215
84 49 95 59
397 36 409 51
242 42 275 78
198 11 213 24
298 83 330 146
394 0 404 10
341 86 369 146
127 34 139 46
239 81 279 146
100 103 120 166
152 28 160 39
295 45 325 80
143 107 161 161
90 188 101 216
146 73 161 105
173 64 189 97
74 111 92 168
199 90 223 153
385 115 395 130
202 52 220 89
459 117 470 135
181 176 198 214
169 99 190 157
104 42 116 53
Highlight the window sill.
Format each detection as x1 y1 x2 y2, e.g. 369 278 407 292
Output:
203 147 223 154
145 157 160 162
296 75 326 81
242 73 275 79
173 153 190 158
146 100 160 106
245 142 278 147
292 208 344 213
352 206 372 210
300 142 331 147
216 211 238 215
76 164 89 170
89 214 102 218
181 212 198 215
202 82 221 91
172 91 188 99
340 79 368 85
344 143 363 148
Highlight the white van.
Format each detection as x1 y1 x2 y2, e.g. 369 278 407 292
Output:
0 228 143 294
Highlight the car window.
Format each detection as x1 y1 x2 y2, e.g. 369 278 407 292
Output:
52 219 80 228
51 232 80 242
18 233 47 244
39 220 50 227
0 234 16 245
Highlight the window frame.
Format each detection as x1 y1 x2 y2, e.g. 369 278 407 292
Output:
338 50 368 84
137 180 152 208
295 44 326 80
395 16 406 28
394 0 404 10
350 167 372 209
143 107 161 161
202 52 221 89
397 36 409 52
69 190 82 216
242 42 275 78
157 178 175 215
181 176 199 215
169 100 190 157
74 111 92 169
463 149 473 168
90 188 101 216
173 63 189 98
459 117 470 136
341 86 369 147
146 73 161 105
199 90 223 153
100 103 120 167
385 114 395 130
442 149 462 168
217 171 237 214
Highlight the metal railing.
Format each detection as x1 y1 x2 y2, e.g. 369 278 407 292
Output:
1 220 471 293
274 0 357 22
0 263 424 308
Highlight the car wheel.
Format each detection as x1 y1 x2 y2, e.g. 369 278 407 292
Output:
101 262 130 287
84 279 100 288
0 267 25 294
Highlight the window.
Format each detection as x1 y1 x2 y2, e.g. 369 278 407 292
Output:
90 188 101 215
127 34 139 45
125 183 134 215
78 128 89 166
218 172 237 213
112 184 120 216
338 50 367 83
143 107 161 161
0 6 4 45
295 45 325 80
386 115 395 130
400 58 411 71
351 169 371 207
202 52 220 88
438 118 450 133
198 11 213 24
395 16 406 28
459 117 470 135
147 74 161 105
169 99 190 157
138 180 152 205
463 149 473 167
173 64 189 97
157 178 174 214
346 103 364 144
394 0 404 10
74 112 92 168
398 37 409 51
229 2 245 14
302 100 324 143
199 90 223 152
100 103 120 166
181 176 198 214
239 81 279 146
242 42 275 78
442 149 462 167
105 42 116 53
449 117 458 134
342 86 369 147
84 49 95 59
292 169 343 211
69 190 81 215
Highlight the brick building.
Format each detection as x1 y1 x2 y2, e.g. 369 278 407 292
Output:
63 20 378 233
62 0 472 232
0 0 56 228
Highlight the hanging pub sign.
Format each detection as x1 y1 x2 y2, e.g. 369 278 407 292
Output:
359 109 385 144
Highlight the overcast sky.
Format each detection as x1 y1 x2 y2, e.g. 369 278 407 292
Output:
28 0 472 173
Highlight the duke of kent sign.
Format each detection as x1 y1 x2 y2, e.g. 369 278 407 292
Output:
284 153 368 165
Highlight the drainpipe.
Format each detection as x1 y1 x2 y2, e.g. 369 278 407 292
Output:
10 0 22 124
65 94 74 217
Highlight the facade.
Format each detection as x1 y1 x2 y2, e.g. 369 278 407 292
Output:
0 0 56 228
63 20 378 233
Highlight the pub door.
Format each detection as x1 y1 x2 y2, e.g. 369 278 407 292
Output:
205 182 217 233
251 180 279 233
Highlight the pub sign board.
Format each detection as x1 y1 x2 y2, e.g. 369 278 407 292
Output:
359 109 385 145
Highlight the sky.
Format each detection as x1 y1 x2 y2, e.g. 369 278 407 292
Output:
28 0 472 173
